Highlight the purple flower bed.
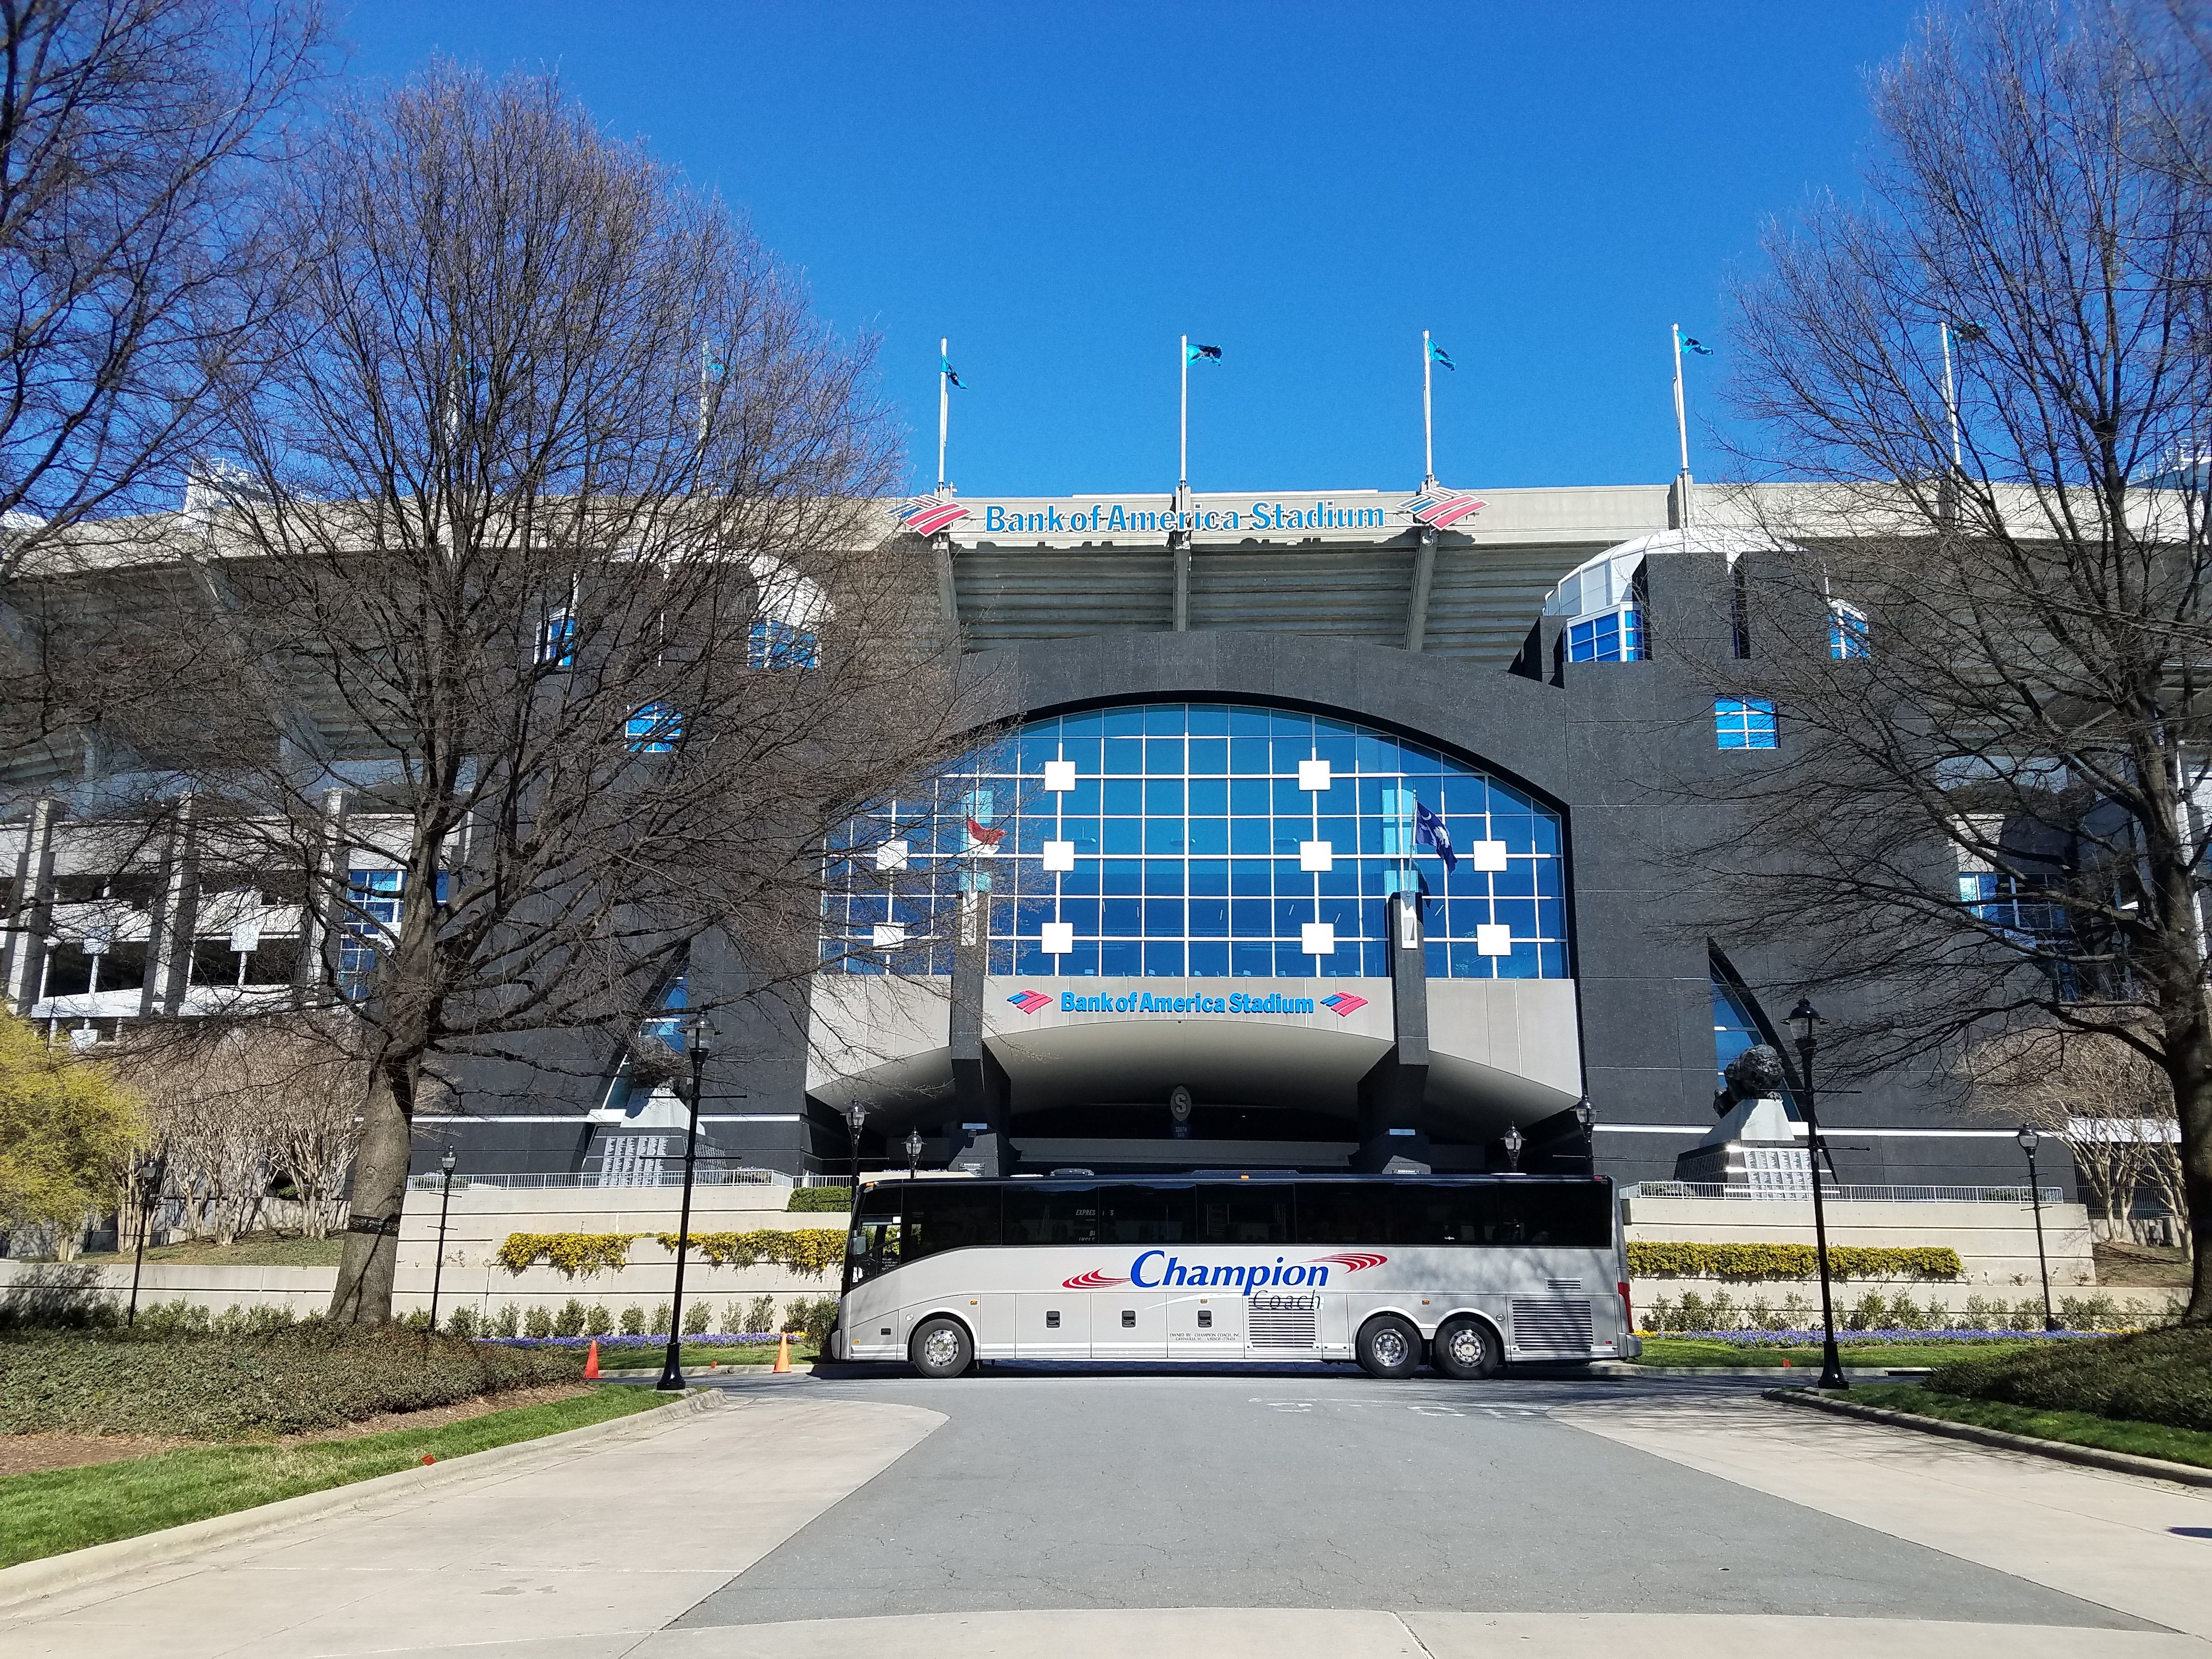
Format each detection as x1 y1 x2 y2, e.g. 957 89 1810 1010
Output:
482 1333 785 1348
1664 1328 2106 1346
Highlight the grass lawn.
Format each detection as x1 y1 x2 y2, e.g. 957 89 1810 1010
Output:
1835 1381 2212 1471
2092 1240 2192 1287
1636 1337 2049 1369
0 1385 664 1568
77 1232 344 1268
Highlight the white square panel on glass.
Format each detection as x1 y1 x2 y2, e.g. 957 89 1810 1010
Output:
1040 921 1074 955
1297 759 1331 791
1042 839 1076 872
871 923 906 949
1475 923 1511 956
1299 839 1333 872
875 839 909 871
1470 839 1509 872
1043 759 1077 792
1301 921 1336 956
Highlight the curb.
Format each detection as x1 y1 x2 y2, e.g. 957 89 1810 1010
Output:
1617 1364 1933 1378
0 1388 721 1613
1762 1386 2212 1490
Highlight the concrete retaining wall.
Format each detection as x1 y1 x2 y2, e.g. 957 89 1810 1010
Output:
1623 1194 2098 1287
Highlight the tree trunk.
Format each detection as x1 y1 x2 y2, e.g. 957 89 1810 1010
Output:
328 1061 416 1324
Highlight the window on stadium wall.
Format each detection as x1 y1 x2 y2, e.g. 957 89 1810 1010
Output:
823 703 1568 981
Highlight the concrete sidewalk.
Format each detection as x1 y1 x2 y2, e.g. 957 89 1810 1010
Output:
1 1395 944 1659
1556 1393 2212 1641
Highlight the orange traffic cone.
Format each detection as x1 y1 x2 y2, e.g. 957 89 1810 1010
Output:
772 1332 791 1373
584 1339 600 1379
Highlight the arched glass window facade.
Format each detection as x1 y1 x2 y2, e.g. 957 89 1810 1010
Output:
823 702 1568 981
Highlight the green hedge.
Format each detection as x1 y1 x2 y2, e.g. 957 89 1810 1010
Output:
0 1327 585 1438
787 1186 853 1212
1928 1325 2212 1432
1627 1242 1963 1282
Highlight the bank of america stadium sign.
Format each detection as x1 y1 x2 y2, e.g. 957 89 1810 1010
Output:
1007 989 1367 1018
894 488 1486 547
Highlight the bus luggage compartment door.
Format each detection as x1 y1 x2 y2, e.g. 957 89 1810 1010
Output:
1092 1290 1167 1360
1014 1294 1092 1358
1167 1291 1244 1358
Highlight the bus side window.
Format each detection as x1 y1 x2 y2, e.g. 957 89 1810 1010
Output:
1006 1184 1099 1245
902 1184 1003 1261
1199 1187 1290 1244
1294 1183 1390 1244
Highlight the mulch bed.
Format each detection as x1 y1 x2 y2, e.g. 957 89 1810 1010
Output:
1 1381 596 1477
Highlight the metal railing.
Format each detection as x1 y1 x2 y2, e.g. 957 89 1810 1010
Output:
405 1167 793 1192
1624 1181 2062 1204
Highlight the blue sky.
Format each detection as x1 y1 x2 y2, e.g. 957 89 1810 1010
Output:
337 3 1926 498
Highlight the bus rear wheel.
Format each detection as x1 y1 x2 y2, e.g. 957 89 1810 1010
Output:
1432 1315 1502 1380
909 1316 973 1379
1356 1313 1422 1380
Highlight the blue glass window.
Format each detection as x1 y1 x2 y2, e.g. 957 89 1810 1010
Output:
1829 603 1869 660
537 610 576 669
822 702 1570 982
749 618 819 668
338 868 404 992
626 702 684 752
1711 967 1794 1108
1714 698 1778 749
1566 606 1646 663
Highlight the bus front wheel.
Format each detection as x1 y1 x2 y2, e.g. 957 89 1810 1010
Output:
909 1316 974 1379
1356 1313 1422 1380
1432 1315 1502 1380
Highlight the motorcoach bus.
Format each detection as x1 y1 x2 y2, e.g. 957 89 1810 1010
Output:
833 1173 1638 1379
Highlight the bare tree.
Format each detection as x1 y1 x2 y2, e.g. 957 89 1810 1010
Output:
0 0 323 568
1688 0 2212 1319
66 65 981 1322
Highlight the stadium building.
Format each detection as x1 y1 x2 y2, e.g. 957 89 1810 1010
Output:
0 477 2042 1192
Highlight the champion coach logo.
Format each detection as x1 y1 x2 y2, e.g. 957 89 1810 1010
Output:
1062 1268 1129 1288
1319 992 1368 1018
1007 991 1052 1014
898 492 972 536
1308 1251 1389 1272
1403 488 1488 529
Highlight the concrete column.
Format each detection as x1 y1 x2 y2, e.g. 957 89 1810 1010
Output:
1404 527 1437 652
2 795 57 1014
296 787 348 990
932 533 960 642
1170 529 1191 631
142 795 198 1016
1353 891 1431 1172
947 888 1011 1167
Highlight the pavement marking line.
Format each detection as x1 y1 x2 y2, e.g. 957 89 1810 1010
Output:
0 1398 945 1659
1553 1395 2212 1641
614 1609 2211 1659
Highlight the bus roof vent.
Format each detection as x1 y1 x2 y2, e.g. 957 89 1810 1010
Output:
1048 1167 1095 1177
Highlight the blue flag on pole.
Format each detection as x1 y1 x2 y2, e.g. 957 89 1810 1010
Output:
1414 800 1458 872
1681 335 1714 356
1428 341 1455 370
941 356 964 388
1186 342 1222 362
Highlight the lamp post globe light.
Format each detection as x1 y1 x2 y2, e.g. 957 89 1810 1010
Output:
1788 997 1849 1391
656 1018 711 1393
844 1102 868 1198
1503 1122 1524 1173
127 1150 167 1328
904 1127 923 1178
428 1150 458 1333
2017 1125 2059 1331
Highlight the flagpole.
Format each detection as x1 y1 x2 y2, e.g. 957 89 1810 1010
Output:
1671 323 1694 528
938 336 950 493
1179 334 1189 496
1422 330 1436 489
1940 321 1961 472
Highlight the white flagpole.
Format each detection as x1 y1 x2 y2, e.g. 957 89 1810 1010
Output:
938 336 950 493
1422 330 1436 488
1179 334 1189 495
1940 321 1961 472
1671 323 1694 527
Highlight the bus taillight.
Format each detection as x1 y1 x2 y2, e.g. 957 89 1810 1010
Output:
1617 1280 1634 1330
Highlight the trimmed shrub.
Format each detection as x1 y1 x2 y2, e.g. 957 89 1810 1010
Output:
1627 1242 1963 1282
619 1305 645 1336
684 1300 711 1335
650 1302 672 1336
496 1228 844 1280
0 1326 586 1437
781 1295 838 1345
523 1305 553 1339
444 1305 481 1338
495 1234 639 1277
787 1186 852 1212
1928 1326 2212 1430
585 1304 614 1336
747 1294 777 1334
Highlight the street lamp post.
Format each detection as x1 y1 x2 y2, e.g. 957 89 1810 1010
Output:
127 1150 167 1328
1503 1122 1523 1172
844 1102 868 1201
1790 997 1848 1391
428 1152 458 1332
1575 1096 1595 1167
2017 1125 2059 1331
904 1127 923 1179
656 1019 710 1393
